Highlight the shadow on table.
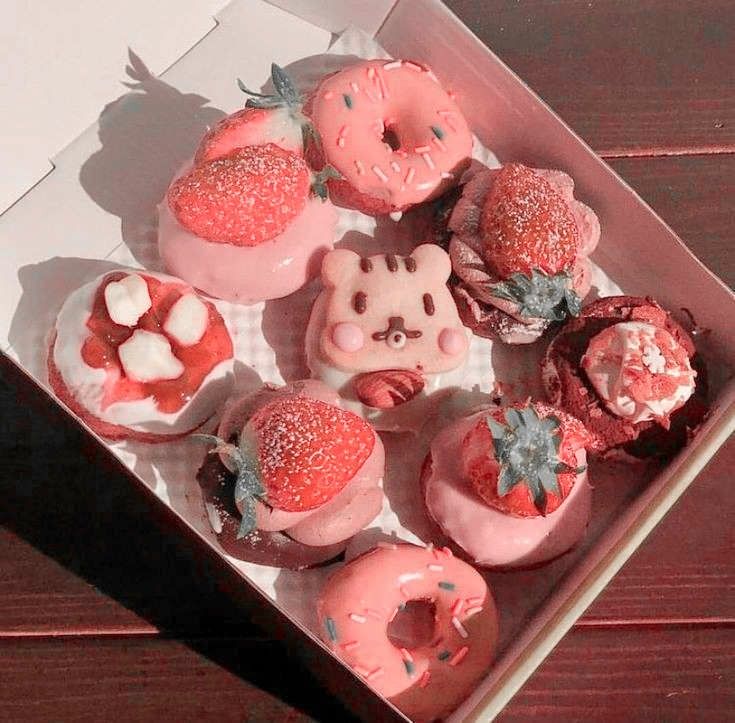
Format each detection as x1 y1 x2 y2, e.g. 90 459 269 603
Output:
0 365 356 723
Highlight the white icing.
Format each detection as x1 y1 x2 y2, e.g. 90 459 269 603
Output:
163 293 208 346
52 271 234 435
103 273 151 327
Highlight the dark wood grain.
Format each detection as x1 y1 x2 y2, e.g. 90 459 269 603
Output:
446 0 735 156
1 628 731 722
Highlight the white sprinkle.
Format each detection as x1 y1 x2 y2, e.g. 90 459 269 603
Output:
354 160 366 175
372 165 389 183
383 60 402 70
452 616 469 639
427 564 444 572
422 152 435 170
350 81 360 93
404 167 416 184
440 171 454 179
349 613 367 624
404 61 423 72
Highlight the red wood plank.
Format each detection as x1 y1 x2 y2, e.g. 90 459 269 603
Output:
1 628 731 722
445 0 735 155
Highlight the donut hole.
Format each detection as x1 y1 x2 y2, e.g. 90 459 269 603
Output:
382 125 402 151
387 599 436 650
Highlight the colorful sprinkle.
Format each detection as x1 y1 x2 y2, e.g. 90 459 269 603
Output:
350 81 360 93
449 646 470 666
342 640 360 651
440 171 454 179
354 160 366 175
405 61 424 72
400 648 414 663
390 161 401 173
404 167 416 184
400 585 411 599
365 608 383 621
383 60 402 71
450 599 464 616
364 88 378 103
427 564 444 572
414 145 431 154
349 613 367 624
325 617 338 642
431 125 445 139
465 606 483 618
367 66 376 79
337 137 345 148
419 671 431 688
438 650 451 661
441 546 454 557
422 153 435 170
432 136 447 152
323 91 334 100
388 607 399 623
438 581 455 591
343 94 353 109
452 616 469 639
466 596 483 606
377 73 389 100
367 667 385 681
403 660 415 676
437 109 458 131
372 165 389 183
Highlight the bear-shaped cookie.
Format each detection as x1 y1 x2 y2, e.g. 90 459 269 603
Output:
305 244 470 432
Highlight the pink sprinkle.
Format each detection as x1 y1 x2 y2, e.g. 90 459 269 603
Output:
414 145 431 153
432 136 447 152
422 153 435 170
465 606 483 617
404 167 416 184
449 646 470 666
367 66 376 79
349 613 367 624
427 564 443 572
354 160 366 175
323 91 334 100
404 60 424 72
383 60 402 70
452 616 468 639
440 171 454 179
466 596 483 606
355 665 371 677
419 671 431 688
350 81 360 93
372 165 389 183
342 640 360 651
367 667 385 681
390 161 401 173
365 609 383 621
450 599 464 616
400 585 411 599
400 648 414 663
427 70 439 82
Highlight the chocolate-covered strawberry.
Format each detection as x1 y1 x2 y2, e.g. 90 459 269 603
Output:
446 163 600 344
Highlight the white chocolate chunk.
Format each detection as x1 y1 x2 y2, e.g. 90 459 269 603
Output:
104 274 152 327
163 293 209 346
118 330 184 382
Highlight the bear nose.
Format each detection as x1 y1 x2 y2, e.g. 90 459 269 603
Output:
372 316 422 349
387 330 407 350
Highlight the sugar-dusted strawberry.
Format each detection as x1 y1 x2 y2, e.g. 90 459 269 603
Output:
195 64 308 164
476 163 583 321
199 396 375 538
461 401 588 517
168 144 311 246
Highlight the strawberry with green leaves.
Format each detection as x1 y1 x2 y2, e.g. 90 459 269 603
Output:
200 395 376 538
461 401 589 517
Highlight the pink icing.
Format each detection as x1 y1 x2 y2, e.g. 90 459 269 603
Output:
424 410 592 568
310 59 472 211
332 322 364 353
438 327 467 356
158 181 337 304
216 380 384 547
317 544 498 721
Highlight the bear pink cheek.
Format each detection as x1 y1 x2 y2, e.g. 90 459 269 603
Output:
439 328 467 356
331 323 364 352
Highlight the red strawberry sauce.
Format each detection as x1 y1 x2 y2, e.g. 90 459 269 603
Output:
81 273 232 413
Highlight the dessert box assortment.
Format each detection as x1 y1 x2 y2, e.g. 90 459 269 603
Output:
2 0 735 720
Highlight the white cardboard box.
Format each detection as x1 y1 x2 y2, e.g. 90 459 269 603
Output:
2 2 734 720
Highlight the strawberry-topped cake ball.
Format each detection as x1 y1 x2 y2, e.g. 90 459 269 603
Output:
543 296 707 457
196 380 385 569
446 162 600 343
422 401 592 569
48 269 234 442
158 65 338 304
305 59 472 216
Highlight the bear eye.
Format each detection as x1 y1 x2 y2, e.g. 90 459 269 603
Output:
353 292 367 314
423 293 435 316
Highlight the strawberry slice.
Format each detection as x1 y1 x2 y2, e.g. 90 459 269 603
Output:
480 163 579 278
168 144 310 246
461 401 588 517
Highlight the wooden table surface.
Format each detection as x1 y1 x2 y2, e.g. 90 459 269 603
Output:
2 1 734 721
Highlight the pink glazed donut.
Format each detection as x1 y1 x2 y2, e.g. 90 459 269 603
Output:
317 543 498 721
307 59 473 216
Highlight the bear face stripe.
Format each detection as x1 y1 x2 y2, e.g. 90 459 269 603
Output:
360 257 373 273
385 254 399 272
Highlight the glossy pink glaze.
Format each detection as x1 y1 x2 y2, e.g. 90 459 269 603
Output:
332 322 365 353
310 59 472 212
317 544 498 721
424 410 592 569
158 185 337 304
216 380 384 546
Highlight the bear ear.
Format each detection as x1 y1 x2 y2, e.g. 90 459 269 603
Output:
409 244 452 283
321 248 362 288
